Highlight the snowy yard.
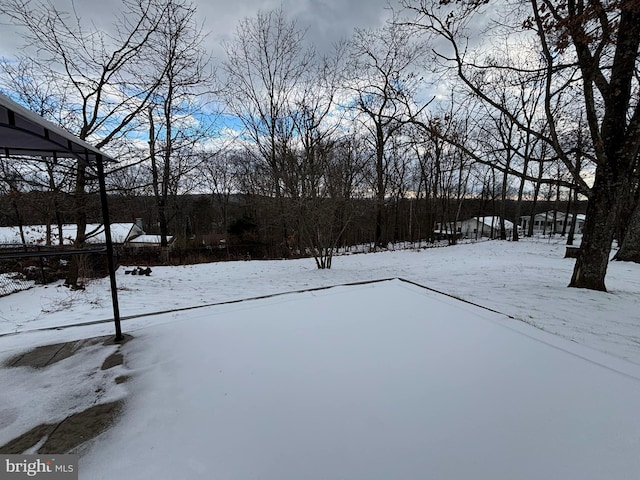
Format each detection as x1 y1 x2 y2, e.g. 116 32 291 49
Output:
1 237 639 479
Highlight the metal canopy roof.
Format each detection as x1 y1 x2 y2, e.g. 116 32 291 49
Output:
0 92 115 163
0 91 122 340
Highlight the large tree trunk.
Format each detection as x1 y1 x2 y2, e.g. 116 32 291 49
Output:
569 170 617 291
569 4 640 290
614 178 639 248
614 198 640 262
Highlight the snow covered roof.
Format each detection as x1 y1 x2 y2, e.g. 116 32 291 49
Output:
0 223 142 246
533 211 586 222
465 216 516 230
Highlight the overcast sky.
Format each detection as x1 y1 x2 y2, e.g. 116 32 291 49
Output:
0 0 398 61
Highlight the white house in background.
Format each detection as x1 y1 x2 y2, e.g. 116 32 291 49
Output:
460 216 518 239
0 220 145 247
519 211 585 235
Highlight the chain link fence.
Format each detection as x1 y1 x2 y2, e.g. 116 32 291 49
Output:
0 245 70 297
0 271 34 297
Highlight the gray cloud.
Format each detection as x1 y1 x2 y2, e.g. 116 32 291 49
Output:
200 0 395 59
1 0 397 59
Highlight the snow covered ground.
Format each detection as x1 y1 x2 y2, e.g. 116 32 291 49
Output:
1 236 639 478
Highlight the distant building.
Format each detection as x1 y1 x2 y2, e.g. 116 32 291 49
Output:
0 222 144 247
459 216 519 239
519 211 585 236
0 219 171 248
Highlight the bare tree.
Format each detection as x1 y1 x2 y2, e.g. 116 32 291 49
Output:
344 18 429 248
0 57 77 245
145 0 214 253
511 79 548 241
285 46 350 268
199 150 243 237
401 0 640 291
221 7 314 256
1 0 175 285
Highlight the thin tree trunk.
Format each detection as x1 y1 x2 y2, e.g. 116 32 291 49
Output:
513 156 529 241
567 187 579 246
375 124 386 248
528 160 544 237
562 187 572 236
499 163 508 240
65 162 87 286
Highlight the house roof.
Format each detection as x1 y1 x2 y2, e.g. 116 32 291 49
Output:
533 211 586 222
0 223 142 246
466 216 516 230
536 211 567 221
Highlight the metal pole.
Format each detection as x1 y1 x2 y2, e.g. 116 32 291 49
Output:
94 152 123 341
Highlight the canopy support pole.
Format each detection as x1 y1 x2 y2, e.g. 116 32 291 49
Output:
95 152 123 341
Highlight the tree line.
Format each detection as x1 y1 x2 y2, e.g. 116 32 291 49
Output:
0 0 638 291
